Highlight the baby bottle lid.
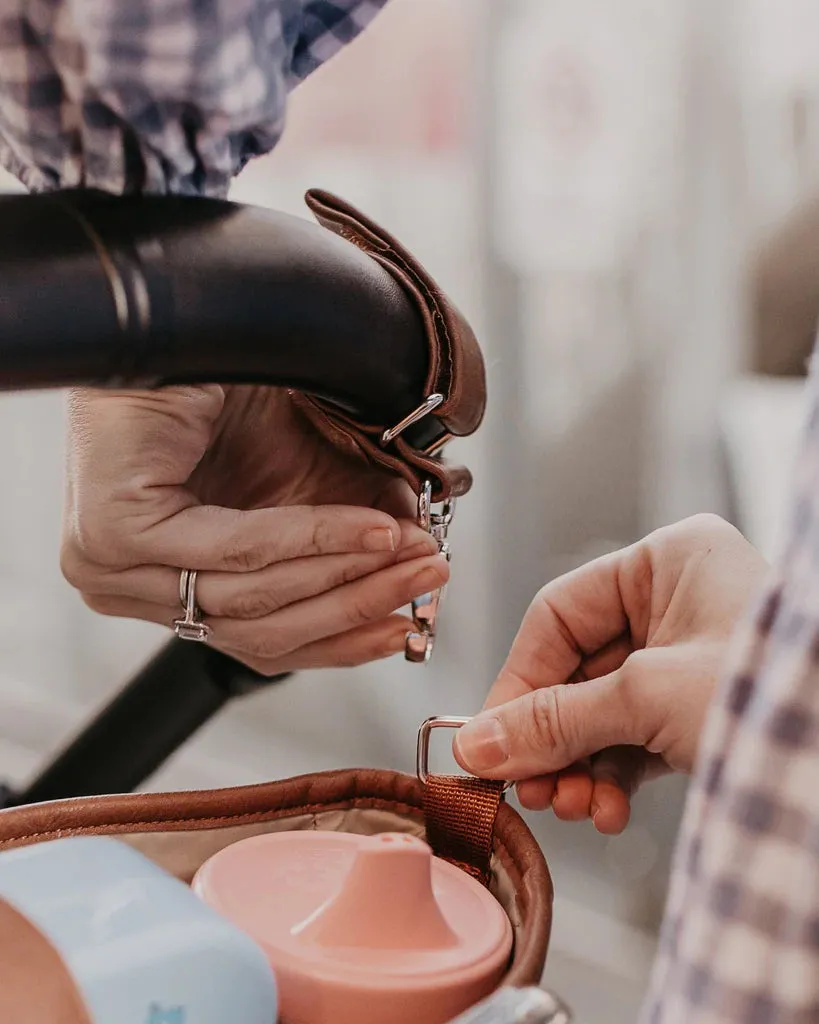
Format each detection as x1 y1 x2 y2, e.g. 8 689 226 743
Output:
193 830 512 1024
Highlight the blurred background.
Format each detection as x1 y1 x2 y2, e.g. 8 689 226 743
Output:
1 0 819 1019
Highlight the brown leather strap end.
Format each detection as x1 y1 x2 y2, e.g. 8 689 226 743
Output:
288 389 473 500
291 188 487 501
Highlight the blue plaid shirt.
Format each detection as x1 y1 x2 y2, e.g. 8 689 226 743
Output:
0 0 387 196
641 358 819 1024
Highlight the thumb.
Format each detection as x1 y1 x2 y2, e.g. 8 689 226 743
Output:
453 673 646 780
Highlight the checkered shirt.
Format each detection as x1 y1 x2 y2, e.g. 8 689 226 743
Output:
0 0 388 197
643 357 819 1022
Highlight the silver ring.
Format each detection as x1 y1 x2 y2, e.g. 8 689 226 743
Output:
173 569 211 643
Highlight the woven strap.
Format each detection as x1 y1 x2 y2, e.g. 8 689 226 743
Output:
423 775 505 886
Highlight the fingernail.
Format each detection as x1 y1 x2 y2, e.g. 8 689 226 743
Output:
414 563 448 592
455 716 509 772
362 528 396 552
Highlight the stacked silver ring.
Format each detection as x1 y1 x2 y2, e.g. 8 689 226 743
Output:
173 569 211 643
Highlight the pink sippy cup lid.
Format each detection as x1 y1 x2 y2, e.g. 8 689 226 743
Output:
193 830 512 1024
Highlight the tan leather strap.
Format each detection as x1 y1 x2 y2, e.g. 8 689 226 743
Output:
289 188 487 502
423 776 505 886
0 897 92 1024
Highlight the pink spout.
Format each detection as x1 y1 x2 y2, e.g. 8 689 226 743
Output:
292 833 459 950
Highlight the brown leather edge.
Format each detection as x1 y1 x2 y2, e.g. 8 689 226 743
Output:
0 769 551 987
304 189 487 439
289 389 473 501
0 897 93 1024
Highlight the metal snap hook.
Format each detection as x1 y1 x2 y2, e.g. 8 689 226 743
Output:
405 481 456 664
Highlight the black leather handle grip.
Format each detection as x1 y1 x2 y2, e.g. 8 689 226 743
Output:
0 189 428 425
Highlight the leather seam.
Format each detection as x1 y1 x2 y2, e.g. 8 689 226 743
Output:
0 800 520 870
334 226 455 400
0 795 426 848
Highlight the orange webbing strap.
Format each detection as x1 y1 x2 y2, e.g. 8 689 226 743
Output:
423 774 505 886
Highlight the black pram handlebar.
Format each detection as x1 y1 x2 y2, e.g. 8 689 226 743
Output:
0 189 427 425
0 188 445 804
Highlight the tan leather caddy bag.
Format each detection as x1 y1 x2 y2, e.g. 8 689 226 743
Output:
0 768 552 1023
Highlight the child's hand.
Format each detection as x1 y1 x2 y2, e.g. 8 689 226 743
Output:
454 515 769 833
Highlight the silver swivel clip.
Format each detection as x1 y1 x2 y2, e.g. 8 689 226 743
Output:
405 480 456 664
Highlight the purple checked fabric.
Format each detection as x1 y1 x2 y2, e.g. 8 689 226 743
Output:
0 0 387 196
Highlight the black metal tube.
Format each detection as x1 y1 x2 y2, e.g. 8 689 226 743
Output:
8 641 290 804
0 189 428 425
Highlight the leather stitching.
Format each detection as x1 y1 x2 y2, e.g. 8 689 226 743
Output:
330 223 454 401
0 797 521 875
0 796 426 848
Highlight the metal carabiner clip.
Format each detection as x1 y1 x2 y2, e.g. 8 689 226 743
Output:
405 481 457 664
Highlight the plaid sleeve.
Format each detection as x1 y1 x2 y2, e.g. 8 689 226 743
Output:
642 361 819 1023
0 0 388 197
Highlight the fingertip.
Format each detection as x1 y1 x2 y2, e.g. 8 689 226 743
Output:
452 713 508 776
432 551 451 579
515 776 556 811
551 768 594 822
591 781 631 835
409 553 450 596
233 613 416 674
396 540 439 564
451 736 469 773
397 519 439 554
381 615 416 657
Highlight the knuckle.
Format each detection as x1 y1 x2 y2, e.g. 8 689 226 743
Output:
678 512 736 546
59 542 91 589
70 517 129 567
181 384 225 421
80 592 113 616
239 655 284 677
245 628 288 662
340 631 393 668
222 587 283 620
529 686 572 754
335 649 370 669
308 512 337 555
616 655 649 718
687 511 728 532
218 543 268 573
531 587 574 652
620 650 646 686
338 559 369 588
343 591 378 629
66 521 102 562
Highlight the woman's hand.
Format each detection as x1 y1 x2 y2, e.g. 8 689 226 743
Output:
454 514 769 833
61 385 447 674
